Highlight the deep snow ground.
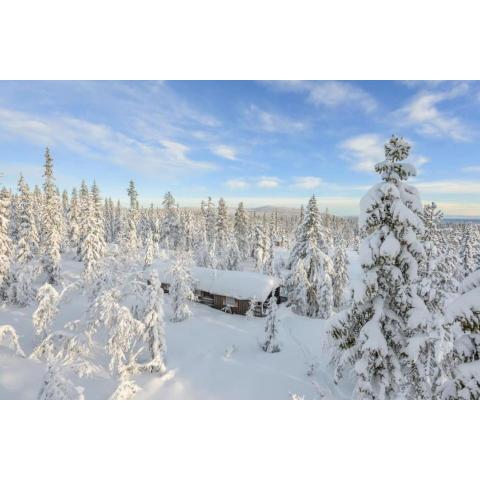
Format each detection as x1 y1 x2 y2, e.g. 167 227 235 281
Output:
0 252 358 400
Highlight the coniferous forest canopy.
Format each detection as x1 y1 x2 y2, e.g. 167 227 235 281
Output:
1 136 479 399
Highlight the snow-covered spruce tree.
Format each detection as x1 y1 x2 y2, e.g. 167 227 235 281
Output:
68 188 81 251
417 202 454 397
234 202 250 260
40 148 63 284
33 283 59 340
332 243 349 310
161 191 180 250
441 269 480 399
141 271 167 373
246 296 258 318
123 181 140 254
225 238 241 271
144 231 155 268
106 304 145 377
15 174 39 264
79 183 106 281
204 196 216 250
287 259 309 316
262 295 280 353
0 187 12 298
328 135 431 400
168 257 196 322
288 195 327 269
215 197 229 267
460 223 480 277
38 362 85 400
253 223 268 272
287 195 333 319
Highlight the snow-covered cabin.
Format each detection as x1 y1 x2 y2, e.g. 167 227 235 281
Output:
152 261 283 316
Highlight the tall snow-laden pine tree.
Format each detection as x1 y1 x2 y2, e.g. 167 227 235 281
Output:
287 195 333 319
417 202 454 397
40 148 63 284
328 135 430 399
215 197 230 267
262 295 280 353
168 257 195 322
0 187 12 297
234 202 250 260
161 191 180 250
123 181 140 256
205 196 216 250
79 185 105 281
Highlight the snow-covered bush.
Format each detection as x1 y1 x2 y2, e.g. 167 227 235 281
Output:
32 283 59 339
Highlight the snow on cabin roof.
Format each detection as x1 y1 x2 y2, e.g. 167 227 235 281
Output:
151 261 281 302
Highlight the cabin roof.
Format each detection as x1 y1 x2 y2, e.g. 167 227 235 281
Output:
151 261 281 301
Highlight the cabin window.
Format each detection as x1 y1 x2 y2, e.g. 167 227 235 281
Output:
225 296 237 307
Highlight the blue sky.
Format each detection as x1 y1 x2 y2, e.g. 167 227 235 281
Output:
0 80 479 216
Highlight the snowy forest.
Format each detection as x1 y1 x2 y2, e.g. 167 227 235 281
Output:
1 136 479 400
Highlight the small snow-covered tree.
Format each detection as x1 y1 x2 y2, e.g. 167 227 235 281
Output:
141 271 167 373
332 243 349 310
246 296 258 318
168 257 196 322
0 325 26 357
38 362 85 400
32 283 59 339
110 376 141 400
328 135 430 400
262 296 280 353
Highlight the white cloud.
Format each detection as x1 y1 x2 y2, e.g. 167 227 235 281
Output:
257 176 281 188
394 85 471 141
340 134 384 172
413 180 480 194
292 176 323 189
211 144 237 161
269 81 377 113
246 105 308 133
225 179 248 189
462 165 480 173
0 107 216 176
